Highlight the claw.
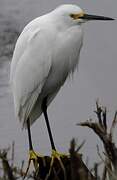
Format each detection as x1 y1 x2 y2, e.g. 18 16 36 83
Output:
23 150 44 179
45 150 69 180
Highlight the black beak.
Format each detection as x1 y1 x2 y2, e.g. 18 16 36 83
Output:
80 14 114 21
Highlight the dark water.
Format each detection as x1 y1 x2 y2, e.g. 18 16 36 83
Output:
0 0 116 167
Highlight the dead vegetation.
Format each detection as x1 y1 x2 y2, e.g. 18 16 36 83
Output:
0 102 117 180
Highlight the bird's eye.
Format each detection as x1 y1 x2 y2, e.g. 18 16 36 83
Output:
70 14 76 19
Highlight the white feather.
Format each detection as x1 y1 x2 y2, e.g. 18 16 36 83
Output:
11 28 52 127
10 4 84 128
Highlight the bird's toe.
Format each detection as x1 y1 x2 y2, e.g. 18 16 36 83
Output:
45 150 69 180
23 150 44 179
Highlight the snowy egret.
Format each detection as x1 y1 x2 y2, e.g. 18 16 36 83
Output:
10 4 114 174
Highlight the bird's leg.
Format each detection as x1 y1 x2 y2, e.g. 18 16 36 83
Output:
27 119 41 171
42 98 67 180
42 98 56 151
23 119 43 179
27 118 33 151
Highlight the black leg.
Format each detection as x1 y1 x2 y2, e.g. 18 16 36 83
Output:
27 119 33 151
42 98 56 151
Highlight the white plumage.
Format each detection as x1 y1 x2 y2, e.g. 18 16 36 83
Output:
10 4 113 128
10 4 83 127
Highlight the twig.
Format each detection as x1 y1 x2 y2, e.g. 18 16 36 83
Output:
0 150 15 180
77 102 117 178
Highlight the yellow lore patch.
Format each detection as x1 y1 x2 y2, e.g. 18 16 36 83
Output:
70 12 84 19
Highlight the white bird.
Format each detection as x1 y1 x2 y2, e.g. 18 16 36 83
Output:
10 4 114 173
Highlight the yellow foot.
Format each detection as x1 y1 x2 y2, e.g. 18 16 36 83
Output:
23 150 44 179
45 150 69 180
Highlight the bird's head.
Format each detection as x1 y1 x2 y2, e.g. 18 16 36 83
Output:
52 4 114 26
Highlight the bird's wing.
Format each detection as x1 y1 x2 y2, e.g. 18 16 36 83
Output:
12 28 52 127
